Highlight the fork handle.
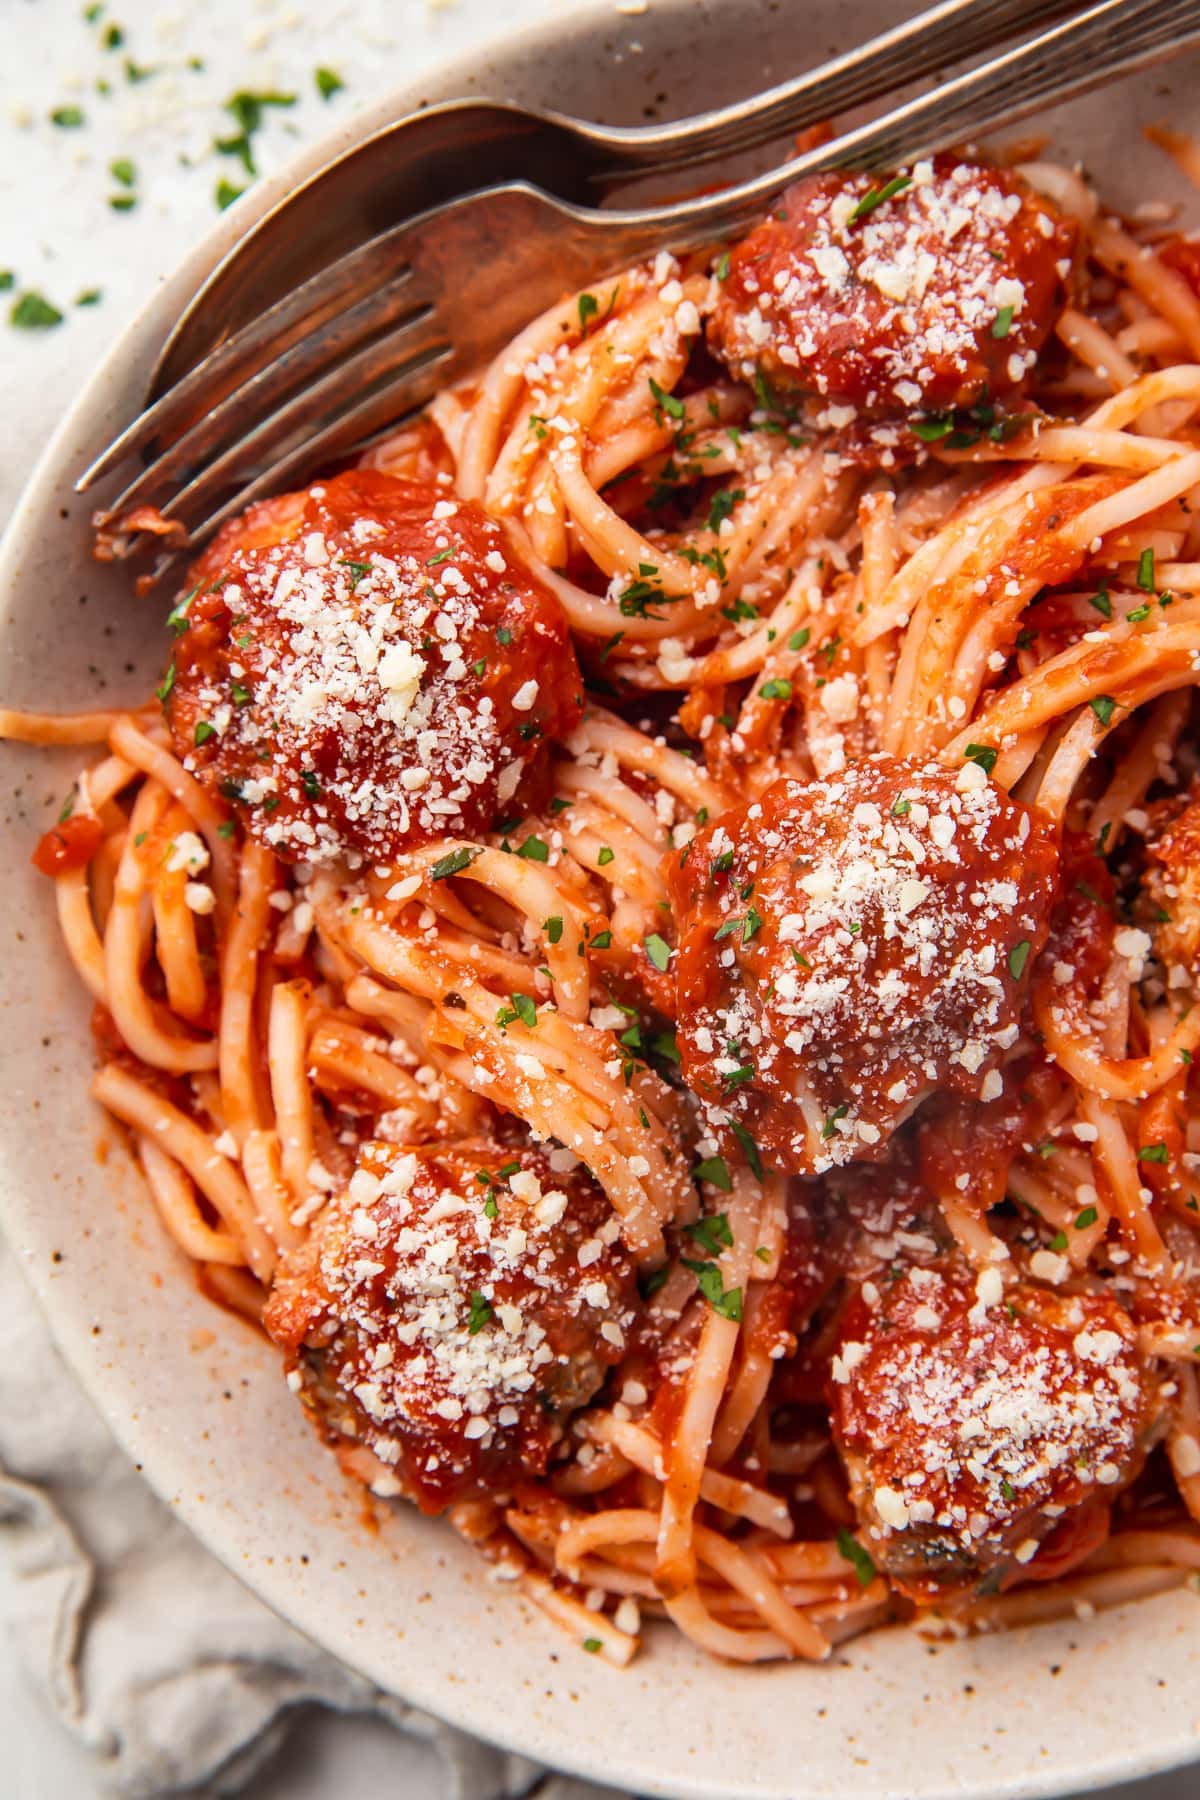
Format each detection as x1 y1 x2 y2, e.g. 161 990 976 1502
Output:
605 0 1200 247
575 0 1082 191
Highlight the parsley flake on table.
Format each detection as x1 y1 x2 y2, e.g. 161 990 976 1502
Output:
215 88 296 178
10 291 63 329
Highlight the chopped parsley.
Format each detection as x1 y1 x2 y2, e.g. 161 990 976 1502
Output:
1138 1142 1169 1164
516 835 549 863
10 291 63 329
991 305 1014 339
836 1529 876 1587
648 375 685 423
430 846 479 881
597 846 614 867
215 88 296 177
1088 588 1112 620
1075 1205 1099 1229
847 173 912 224
194 721 216 747
681 1257 743 1321
1136 547 1155 592
1007 940 1031 980
1089 694 1117 727
788 627 810 651
707 488 743 533
165 586 199 634
544 915 564 945
686 1213 734 1252
759 678 792 701
577 291 599 332
821 1103 849 1140
714 250 731 281
691 1156 733 1195
644 933 671 972
467 1291 493 1334
730 1120 764 1181
715 908 763 946
911 414 955 443
617 571 672 619
964 743 997 775
589 929 613 951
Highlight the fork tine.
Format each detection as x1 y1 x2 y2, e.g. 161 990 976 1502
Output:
171 349 455 553
92 274 429 529
588 0 1083 185
152 311 452 543
77 228 418 493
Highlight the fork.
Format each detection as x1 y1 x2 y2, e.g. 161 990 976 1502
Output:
148 0 1079 395
83 0 1200 573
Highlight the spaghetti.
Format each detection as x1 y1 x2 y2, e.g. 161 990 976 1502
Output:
9 142 1200 1667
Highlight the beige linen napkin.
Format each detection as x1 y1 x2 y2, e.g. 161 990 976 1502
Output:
0 1243 623 1799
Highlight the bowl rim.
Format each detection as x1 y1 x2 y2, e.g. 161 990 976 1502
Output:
3 4 1200 1795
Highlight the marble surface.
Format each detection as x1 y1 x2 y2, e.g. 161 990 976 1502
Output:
0 2 1197 1794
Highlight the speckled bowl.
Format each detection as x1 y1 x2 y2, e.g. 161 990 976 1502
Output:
3 4 1200 1795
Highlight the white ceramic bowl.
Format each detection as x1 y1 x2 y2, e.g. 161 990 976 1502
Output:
4 5 1200 1795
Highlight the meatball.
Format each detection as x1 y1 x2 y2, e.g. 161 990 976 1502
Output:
1142 783 1200 974
666 756 1058 1175
708 156 1075 419
263 1140 638 1511
830 1266 1159 1597
165 471 583 865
